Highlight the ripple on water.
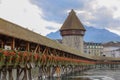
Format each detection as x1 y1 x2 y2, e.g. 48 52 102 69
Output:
69 75 115 80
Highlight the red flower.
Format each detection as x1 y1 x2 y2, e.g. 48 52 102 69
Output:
18 52 22 57
42 54 46 62
9 51 15 56
34 53 39 61
3 51 9 56
23 52 27 57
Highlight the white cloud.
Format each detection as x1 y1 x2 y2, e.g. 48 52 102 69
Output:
0 0 120 36
107 27 120 36
0 0 61 36
75 0 120 36
96 0 120 18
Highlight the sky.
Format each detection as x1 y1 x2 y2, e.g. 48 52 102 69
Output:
0 0 120 36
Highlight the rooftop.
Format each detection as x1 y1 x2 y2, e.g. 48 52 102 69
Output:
60 9 86 31
103 41 120 47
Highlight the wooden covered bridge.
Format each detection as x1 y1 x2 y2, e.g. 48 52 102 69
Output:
0 17 120 79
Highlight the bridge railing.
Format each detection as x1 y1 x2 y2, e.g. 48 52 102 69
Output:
0 49 95 67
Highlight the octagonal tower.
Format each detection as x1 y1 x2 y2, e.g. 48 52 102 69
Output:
60 9 86 53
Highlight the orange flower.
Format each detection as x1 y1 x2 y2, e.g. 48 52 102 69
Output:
3 51 9 56
23 52 27 57
9 51 15 56
18 52 22 57
34 53 39 61
29 52 32 57
42 54 46 62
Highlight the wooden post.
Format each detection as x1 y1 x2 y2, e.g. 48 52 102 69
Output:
38 45 41 53
11 38 15 50
51 66 56 77
38 67 43 80
22 68 27 80
26 42 30 51
16 68 24 80
47 66 51 78
1 41 4 48
34 44 39 53
16 68 20 80
28 68 32 80
8 69 13 80
0 69 2 80
2 68 7 80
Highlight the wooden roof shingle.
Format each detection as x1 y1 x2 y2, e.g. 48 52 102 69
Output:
60 9 86 31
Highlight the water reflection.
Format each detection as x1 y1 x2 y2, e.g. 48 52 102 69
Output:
55 77 90 80
68 76 114 80
52 69 120 80
65 77 90 80
62 70 116 80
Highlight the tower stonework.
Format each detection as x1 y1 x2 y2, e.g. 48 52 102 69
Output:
60 9 86 53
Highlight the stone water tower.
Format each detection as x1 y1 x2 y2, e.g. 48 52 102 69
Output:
60 9 86 53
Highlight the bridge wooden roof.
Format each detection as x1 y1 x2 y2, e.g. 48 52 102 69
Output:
0 18 93 60
92 56 120 61
1 18 120 61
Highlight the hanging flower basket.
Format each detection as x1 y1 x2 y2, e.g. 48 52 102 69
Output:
41 54 47 65
34 53 41 66
0 49 96 67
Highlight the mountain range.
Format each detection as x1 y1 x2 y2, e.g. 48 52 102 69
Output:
46 26 120 43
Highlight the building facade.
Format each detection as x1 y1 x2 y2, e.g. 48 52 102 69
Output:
103 42 120 57
84 42 103 56
60 9 86 54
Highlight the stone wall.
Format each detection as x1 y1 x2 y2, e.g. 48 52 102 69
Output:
62 35 83 53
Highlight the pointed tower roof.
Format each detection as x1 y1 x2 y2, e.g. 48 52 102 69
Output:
60 9 86 31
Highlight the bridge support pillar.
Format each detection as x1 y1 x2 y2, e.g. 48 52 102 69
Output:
1 68 7 80
38 66 43 80
28 68 32 80
8 68 13 80
22 68 27 80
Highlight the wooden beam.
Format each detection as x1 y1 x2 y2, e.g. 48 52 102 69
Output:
53 49 57 56
44 47 50 55
38 45 41 53
34 44 39 53
1 41 4 48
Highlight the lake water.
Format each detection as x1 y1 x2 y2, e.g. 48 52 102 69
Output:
52 69 120 80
